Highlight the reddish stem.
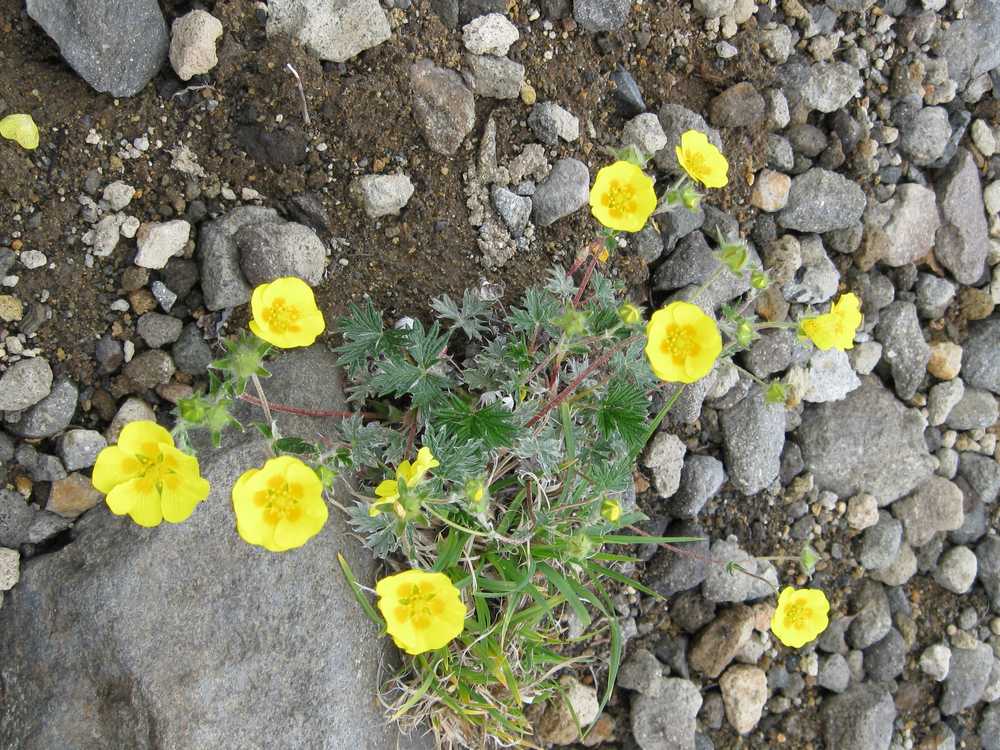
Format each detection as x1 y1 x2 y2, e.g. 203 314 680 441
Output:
572 255 599 308
526 335 637 428
239 393 373 420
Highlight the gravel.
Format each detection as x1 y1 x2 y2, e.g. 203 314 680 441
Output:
8 379 79 439
631 678 701 750
643 431 686 498
463 54 524 99
847 580 892 650
778 168 866 233
934 545 978 593
720 387 785 496
873 301 930 400
857 511 902 571
893 477 965 547
169 9 223 81
667 454 725 518
0 358 53 412
900 107 951 166
137 312 184 348
709 82 766 128
572 0 630 31
410 59 476 156
266 0 391 62
531 158 589 227
719 665 767 735
461 13 517 55
864 628 906 681
946 387 999 430
941 641 994 715
962 317 1000 395
26 0 167 97
881 184 941 267
799 61 863 114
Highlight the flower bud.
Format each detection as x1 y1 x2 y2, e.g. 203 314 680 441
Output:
177 395 207 424
765 380 788 405
716 241 748 275
465 478 489 513
735 321 754 348
600 498 622 523
680 184 702 211
566 531 595 561
750 270 771 290
618 303 643 325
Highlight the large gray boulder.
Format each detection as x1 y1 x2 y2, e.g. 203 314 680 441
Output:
0 347 430 750
26 0 167 97
796 377 935 506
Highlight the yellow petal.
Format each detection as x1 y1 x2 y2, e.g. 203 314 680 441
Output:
117 420 173 456
91 446 142 494
0 114 40 150
125 480 164 527
105 479 140 516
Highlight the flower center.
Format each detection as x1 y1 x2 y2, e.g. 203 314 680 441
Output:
131 443 184 495
394 583 446 631
253 474 305 526
262 298 302 334
783 601 812 630
601 180 637 218
684 150 708 180
660 324 699 363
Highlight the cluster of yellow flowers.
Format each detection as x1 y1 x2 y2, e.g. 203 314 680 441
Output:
89 276 467 655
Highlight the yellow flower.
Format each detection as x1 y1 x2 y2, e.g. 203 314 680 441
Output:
799 293 863 351
601 498 622 523
249 277 326 349
645 301 722 383
232 456 328 552
618 302 643 325
376 569 466 655
675 130 729 189
0 114 39 150
589 161 658 233
370 446 440 517
770 587 830 648
91 420 209 527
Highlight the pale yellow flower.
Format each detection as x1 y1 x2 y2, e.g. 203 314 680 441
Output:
0 114 39 150
799 293 862 351
370 447 439 518
675 130 729 189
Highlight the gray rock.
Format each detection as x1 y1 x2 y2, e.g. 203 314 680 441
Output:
847 580 892 650
978 535 1000 611
0 347 429 750
102 181 135 211
135 220 191 270
461 12 517 55
709 82 766 128
702 537 778 602
720 387 784 496
864 628 906 681
783 234 839 305
767 134 795 171
57 429 107 471
935 148 990 285
169 9 223 81
692 0 734 17
941 641 994 715
744 329 799 379
29 453 66 482
631 678 702 750
804 349 860 403
137 312 184 348
656 235 761 311
893 477 965 547
644 432 686 498
800 62 863 114
531 158 589 227
874 301 930 401
123 350 176 390
900 107 951 166
0 358 53 412
817 653 851 693
778 168 867 233
915 273 956 318
491 187 531 238
266 0 391 62
668 454 725 518
8 379 79 439
959 452 1000 504
644 522 710 597
26 0 167 97
928 378 964 427
920 643 951 681
655 104 724 173
932 0 1000 90
95 335 124 374
351 174 415 219
946 388 999 430
870 542 917 586
882 184 940 267
462 53 524 99
410 59 476 156
759 25 793 63
934 545 977 593
199 207 280 311
857 511 902 570
528 102 579 145
618 648 664 694
821 684 895 750
962 317 1000 395
1 489 37 548
236 221 326 287
622 113 668 159
573 0 630 31
172 324 214 376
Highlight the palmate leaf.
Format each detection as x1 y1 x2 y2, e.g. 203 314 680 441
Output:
509 288 560 333
370 359 451 409
431 289 494 341
422 422 487 483
596 381 648 450
433 396 518 450
405 319 452 369
334 300 406 374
